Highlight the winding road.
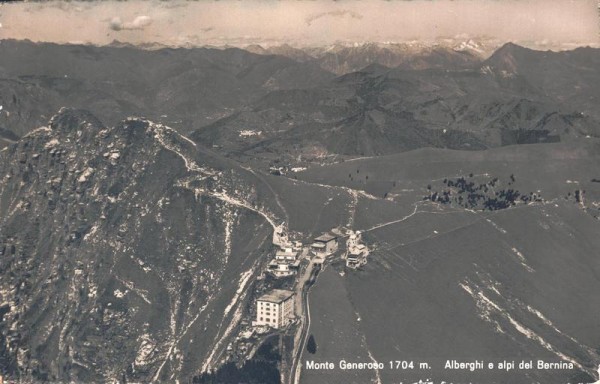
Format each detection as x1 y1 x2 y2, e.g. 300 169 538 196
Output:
290 257 321 384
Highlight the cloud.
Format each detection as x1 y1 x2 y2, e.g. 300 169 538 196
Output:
109 15 152 31
109 17 123 31
305 10 363 26
158 2 189 10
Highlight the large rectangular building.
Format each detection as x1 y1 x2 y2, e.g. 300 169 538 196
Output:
254 289 295 329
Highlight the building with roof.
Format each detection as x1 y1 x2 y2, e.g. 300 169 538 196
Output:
345 230 369 269
267 248 301 278
254 289 295 329
310 232 338 257
272 222 291 248
346 244 369 269
275 249 297 261
347 231 361 249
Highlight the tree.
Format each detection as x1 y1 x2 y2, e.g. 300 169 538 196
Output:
306 334 317 354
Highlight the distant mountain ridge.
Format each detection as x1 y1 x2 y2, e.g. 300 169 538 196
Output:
245 40 487 74
0 39 335 140
1 40 599 167
192 42 600 165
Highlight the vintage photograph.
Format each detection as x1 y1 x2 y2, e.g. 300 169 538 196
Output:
0 1 599 383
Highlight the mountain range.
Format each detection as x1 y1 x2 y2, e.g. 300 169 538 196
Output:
193 43 600 167
245 40 486 74
2 39 599 168
0 39 599 383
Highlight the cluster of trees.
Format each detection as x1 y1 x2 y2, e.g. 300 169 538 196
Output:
193 361 280 384
193 337 281 384
424 174 543 211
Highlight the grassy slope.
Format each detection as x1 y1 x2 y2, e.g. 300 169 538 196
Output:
344 202 600 383
287 141 600 383
299 266 377 384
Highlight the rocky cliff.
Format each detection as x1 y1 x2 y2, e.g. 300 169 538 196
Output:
0 108 283 382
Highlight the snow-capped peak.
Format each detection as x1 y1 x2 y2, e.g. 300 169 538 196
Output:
454 39 484 54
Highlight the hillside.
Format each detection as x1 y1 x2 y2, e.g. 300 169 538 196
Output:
295 141 600 384
192 44 600 166
0 40 335 142
0 107 397 382
0 108 293 382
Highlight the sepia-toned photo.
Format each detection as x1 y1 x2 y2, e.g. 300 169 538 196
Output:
0 1 599 383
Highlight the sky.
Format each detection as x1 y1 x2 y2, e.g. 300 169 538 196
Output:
0 0 598 50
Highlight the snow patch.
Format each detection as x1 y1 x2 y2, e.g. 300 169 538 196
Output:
83 224 99 242
364 339 382 384
459 281 507 334
510 247 535 273
454 39 484 54
505 315 584 371
485 218 507 234
135 333 156 366
115 277 151 304
223 267 254 318
201 265 260 373
202 289 250 373
156 295 214 380
480 65 493 75
461 280 588 372
221 207 236 261
524 304 596 356
239 130 262 137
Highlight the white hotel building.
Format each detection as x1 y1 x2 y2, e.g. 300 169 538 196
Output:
254 289 295 329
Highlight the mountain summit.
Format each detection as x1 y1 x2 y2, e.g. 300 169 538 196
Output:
0 108 284 382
